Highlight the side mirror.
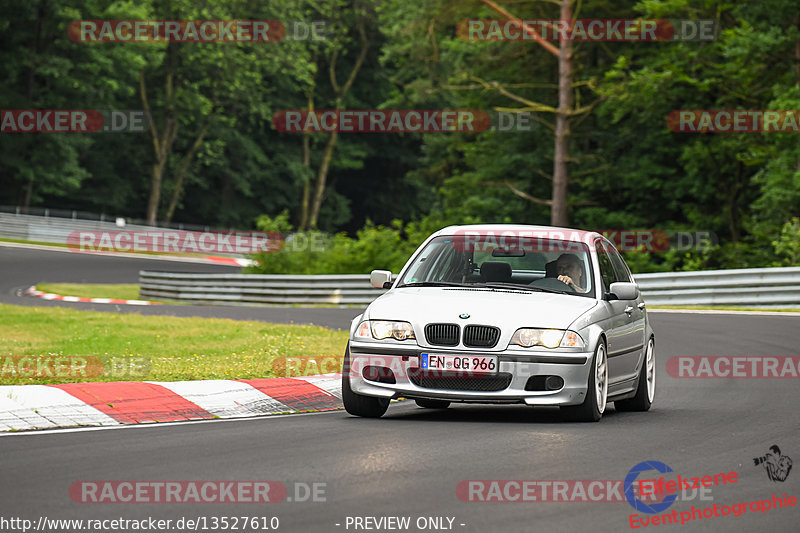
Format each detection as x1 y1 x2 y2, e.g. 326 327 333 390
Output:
370 270 393 289
607 282 639 301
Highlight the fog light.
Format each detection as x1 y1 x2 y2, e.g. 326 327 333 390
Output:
545 376 564 390
363 365 396 384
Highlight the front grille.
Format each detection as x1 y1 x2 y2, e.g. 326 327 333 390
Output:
463 325 500 348
408 370 512 392
425 323 460 346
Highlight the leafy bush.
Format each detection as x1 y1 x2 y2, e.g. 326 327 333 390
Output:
246 213 433 275
773 218 800 266
247 211 793 275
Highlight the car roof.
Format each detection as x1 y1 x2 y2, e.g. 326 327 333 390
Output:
435 224 602 243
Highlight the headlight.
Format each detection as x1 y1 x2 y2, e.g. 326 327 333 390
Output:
510 328 585 349
355 320 416 341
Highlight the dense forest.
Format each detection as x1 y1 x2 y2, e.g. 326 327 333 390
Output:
1 0 799 273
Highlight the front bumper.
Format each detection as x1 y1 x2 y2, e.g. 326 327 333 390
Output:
347 341 592 406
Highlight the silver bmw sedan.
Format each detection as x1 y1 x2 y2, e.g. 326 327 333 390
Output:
342 224 656 422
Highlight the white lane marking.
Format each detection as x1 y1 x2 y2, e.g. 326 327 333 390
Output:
0 385 119 431
0 407 345 437
23 285 162 306
149 380 293 418
294 373 343 399
649 309 800 317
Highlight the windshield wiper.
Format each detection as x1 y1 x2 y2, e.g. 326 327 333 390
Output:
479 282 573 295
396 281 467 288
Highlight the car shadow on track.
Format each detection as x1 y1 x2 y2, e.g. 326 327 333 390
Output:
373 404 631 424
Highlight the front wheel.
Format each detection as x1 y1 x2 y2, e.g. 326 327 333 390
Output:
615 337 655 412
561 340 607 422
342 344 389 418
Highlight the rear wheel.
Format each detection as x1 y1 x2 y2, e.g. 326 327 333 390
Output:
415 399 450 409
615 337 655 412
341 343 390 418
561 340 607 422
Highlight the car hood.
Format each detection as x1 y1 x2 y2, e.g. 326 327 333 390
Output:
365 287 597 330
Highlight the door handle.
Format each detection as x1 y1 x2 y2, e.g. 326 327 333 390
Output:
624 306 634 315
638 302 646 310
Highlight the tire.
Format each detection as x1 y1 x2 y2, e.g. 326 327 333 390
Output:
341 343 390 418
415 399 450 409
615 337 655 412
561 339 607 422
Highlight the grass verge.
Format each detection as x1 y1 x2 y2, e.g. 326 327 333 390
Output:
0 303 348 385
36 283 142 301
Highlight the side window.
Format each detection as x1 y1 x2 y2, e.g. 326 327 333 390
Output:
595 242 616 293
605 241 633 283
403 241 447 282
428 243 459 282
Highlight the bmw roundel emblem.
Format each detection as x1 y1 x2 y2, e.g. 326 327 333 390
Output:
459 313 470 319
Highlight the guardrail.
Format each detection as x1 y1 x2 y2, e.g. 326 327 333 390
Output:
139 267 800 308
634 267 800 307
0 211 226 245
139 271 386 305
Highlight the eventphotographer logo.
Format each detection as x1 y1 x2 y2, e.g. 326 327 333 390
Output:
753 445 793 483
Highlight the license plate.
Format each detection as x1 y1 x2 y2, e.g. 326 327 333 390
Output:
420 354 498 374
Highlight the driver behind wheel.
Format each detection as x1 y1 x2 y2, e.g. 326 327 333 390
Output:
556 253 587 293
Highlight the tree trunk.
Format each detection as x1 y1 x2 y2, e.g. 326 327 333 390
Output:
22 177 33 213
142 45 178 226
298 87 315 230
20 0 45 213
164 122 209 224
299 134 312 230
308 130 339 229
146 163 165 225
796 16 799 172
303 22 369 229
727 162 743 243
550 0 573 227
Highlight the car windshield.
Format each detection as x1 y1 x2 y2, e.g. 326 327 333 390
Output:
398 234 595 298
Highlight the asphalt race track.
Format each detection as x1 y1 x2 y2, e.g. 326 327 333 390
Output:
0 245 362 329
1 246 799 532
